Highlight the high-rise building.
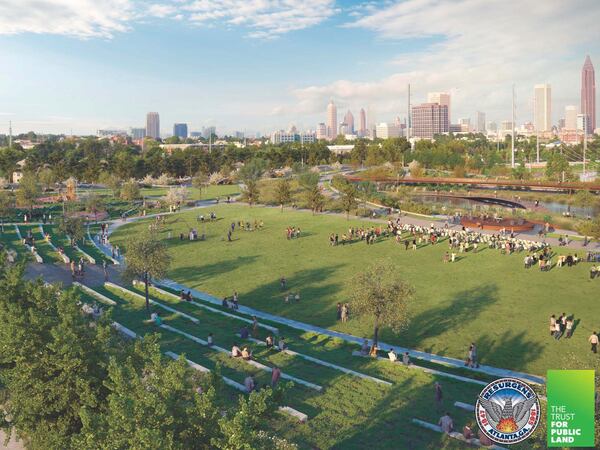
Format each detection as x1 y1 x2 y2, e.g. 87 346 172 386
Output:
534 84 552 132
344 110 355 134
476 112 486 132
427 92 451 123
581 55 596 133
130 127 146 139
565 105 577 130
577 114 589 131
202 126 216 139
316 123 327 140
327 100 337 140
458 117 471 132
146 112 160 139
173 123 188 139
359 108 366 136
375 123 402 139
411 103 449 139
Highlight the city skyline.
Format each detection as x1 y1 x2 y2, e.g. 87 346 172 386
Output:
1 1 599 135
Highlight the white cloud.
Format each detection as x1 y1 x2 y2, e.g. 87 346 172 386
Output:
0 0 135 38
148 3 177 18
184 0 338 38
289 0 600 125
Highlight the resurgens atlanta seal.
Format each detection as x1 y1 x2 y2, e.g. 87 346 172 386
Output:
476 377 541 444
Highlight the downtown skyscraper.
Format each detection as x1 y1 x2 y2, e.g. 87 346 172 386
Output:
581 55 596 133
359 108 366 136
146 112 160 139
327 100 337 140
534 84 552 132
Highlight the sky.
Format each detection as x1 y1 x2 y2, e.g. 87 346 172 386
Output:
0 0 598 136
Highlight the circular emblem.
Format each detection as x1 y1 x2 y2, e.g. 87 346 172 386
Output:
475 377 541 444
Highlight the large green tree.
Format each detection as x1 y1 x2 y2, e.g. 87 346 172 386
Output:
349 261 414 346
123 231 172 312
274 178 292 211
16 172 40 214
339 183 358 220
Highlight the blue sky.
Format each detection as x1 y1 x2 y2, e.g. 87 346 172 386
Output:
1 0 598 135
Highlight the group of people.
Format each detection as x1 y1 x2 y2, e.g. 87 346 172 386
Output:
226 219 264 241
222 291 240 310
180 229 199 241
336 302 350 322
328 226 385 246
179 290 193 302
285 226 301 239
196 212 217 222
243 365 282 393
69 257 87 279
549 313 575 340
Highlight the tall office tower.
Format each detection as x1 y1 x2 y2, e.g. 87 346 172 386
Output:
534 84 552 132
173 123 188 139
581 55 596 133
358 108 366 136
458 117 471 132
476 111 486 132
427 92 451 123
130 127 146 139
327 100 337 140
146 112 160 139
565 105 577 130
411 103 449 139
344 110 355 134
316 123 327 140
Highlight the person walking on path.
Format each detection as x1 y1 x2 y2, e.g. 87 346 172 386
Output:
434 382 443 411
589 332 599 353
103 260 108 281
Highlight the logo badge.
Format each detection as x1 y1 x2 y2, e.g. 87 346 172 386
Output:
476 377 541 444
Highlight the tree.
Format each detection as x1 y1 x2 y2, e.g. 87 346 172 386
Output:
306 185 325 215
85 193 105 222
238 158 266 184
16 171 40 214
38 167 56 191
356 181 377 209
408 160 424 178
0 264 114 449
59 216 85 247
0 190 14 219
120 179 141 201
274 178 292 211
298 172 319 191
163 186 188 211
241 180 260 207
349 261 414 346
576 216 600 241
123 230 171 312
99 172 122 197
572 190 598 209
339 183 357 219
545 152 571 182
192 171 209 200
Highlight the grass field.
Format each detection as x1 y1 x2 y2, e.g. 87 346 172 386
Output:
75 282 547 449
110 204 600 376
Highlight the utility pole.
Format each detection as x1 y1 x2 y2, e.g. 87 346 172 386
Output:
8 120 12 149
407 83 411 140
511 84 515 168
583 117 587 179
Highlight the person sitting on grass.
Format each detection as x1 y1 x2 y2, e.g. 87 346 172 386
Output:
180 290 186 301
148 312 162 326
231 344 242 358
277 337 287 351
207 333 214 347
438 412 454 434
402 351 411 366
369 343 379 358
388 348 398 363
462 423 474 441
241 347 252 360
240 326 249 340
265 335 274 348
271 366 281 387
244 375 255 393
360 339 370 356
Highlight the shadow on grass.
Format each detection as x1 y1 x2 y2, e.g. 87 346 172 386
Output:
169 255 260 286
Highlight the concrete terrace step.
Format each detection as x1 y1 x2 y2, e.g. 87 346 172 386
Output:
160 323 323 392
160 279 545 386
138 281 279 334
106 282 199 324
74 282 117 305
15 225 43 263
352 351 487 386
164 351 308 423
240 335 391 386
411 419 507 449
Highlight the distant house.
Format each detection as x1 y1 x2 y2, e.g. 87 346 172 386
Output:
12 159 27 184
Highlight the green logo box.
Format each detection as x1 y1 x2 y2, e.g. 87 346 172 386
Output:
547 370 595 447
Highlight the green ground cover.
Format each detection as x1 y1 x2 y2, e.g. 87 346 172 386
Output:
76 283 547 449
18 225 62 264
111 204 599 376
0 226 28 260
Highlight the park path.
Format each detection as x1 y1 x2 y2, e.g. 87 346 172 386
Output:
72 207 546 385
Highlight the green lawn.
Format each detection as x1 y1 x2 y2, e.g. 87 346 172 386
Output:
110 204 600 376
19 225 62 264
75 282 547 449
